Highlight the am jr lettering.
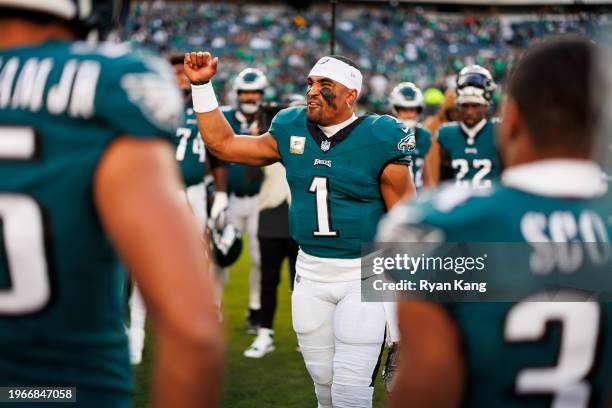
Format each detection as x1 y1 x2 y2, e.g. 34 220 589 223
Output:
0 57 100 118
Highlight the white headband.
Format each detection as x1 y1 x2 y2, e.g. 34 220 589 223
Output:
308 57 363 96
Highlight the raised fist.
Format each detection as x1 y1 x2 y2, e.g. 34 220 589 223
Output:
183 51 219 83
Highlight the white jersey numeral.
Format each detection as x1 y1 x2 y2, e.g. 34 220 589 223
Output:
175 127 191 161
505 298 599 408
309 176 338 237
0 127 51 315
451 158 492 188
413 157 425 188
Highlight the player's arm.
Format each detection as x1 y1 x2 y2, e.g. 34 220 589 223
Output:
207 148 228 193
381 163 416 209
425 133 441 186
389 301 464 408
94 137 223 408
184 51 280 166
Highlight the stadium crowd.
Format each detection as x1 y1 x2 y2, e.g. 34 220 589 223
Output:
126 1 612 110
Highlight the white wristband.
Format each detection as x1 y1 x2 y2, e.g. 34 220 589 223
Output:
191 82 219 113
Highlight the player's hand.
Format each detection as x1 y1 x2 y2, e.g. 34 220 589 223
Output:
210 191 229 229
184 51 219 83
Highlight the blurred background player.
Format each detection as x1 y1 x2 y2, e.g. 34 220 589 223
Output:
437 65 501 189
127 53 229 365
382 81 434 391
244 100 302 359
389 82 433 190
381 36 612 408
0 1 223 407
184 51 416 408
222 67 267 333
423 89 460 187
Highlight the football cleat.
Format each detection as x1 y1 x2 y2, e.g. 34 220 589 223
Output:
244 328 275 358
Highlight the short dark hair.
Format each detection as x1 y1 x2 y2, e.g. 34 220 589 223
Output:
167 52 184 66
507 36 602 156
327 55 359 69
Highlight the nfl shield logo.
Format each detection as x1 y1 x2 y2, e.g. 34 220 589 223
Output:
320 140 331 152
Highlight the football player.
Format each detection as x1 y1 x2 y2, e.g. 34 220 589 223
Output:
127 53 230 365
389 82 433 190
438 65 501 189
222 68 267 332
381 37 612 407
184 51 416 407
0 2 222 407
170 53 229 232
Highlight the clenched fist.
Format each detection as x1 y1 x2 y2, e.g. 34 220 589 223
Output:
183 51 219 83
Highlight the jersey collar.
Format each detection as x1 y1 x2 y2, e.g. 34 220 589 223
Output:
502 159 607 198
306 114 368 153
459 118 487 145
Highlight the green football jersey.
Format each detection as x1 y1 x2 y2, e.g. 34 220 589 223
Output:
270 107 415 259
222 106 263 196
0 40 181 406
174 106 206 187
382 169 612 407
411 125 432 189
437 119 501 189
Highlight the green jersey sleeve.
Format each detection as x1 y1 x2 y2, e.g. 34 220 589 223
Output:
372 114 416 166
268 106 306 160
96 50 183 140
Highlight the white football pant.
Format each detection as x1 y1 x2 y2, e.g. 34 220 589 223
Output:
292 257 386 408
185 182 228 305
228 194 261 310
383 301 400 344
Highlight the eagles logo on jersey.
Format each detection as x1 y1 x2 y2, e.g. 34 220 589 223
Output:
269 106 414 259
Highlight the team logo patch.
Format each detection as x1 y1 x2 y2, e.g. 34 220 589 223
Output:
290 136 306 154
121 73 182 132
397 132 416 153
313 159 332 167
320 140 331 152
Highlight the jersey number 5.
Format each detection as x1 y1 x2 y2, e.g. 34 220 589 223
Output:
0 127 51 315
309 176 338 237
505 297 600 407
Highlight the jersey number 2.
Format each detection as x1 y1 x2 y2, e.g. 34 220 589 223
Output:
309 176 338 237
0 127 51 315
505 298 599 407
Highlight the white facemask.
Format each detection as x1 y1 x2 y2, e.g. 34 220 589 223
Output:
401 119 417 129
239 102 260 115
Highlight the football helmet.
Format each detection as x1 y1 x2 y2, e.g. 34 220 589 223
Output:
0 0 130 40
209 223 243 268
456 65 496 106
389 82 424 115
234 68 268 115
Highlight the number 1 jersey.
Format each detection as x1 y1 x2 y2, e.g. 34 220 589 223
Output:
269 106 414 259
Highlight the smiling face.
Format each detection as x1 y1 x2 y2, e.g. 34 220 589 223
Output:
306 76 357 126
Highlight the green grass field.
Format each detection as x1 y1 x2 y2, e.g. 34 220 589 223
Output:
133 247 388 407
